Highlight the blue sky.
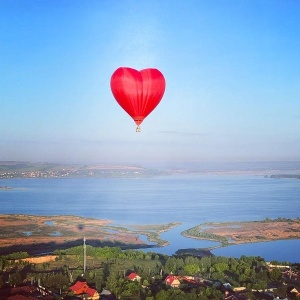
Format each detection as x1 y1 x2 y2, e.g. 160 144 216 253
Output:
0 0 299 164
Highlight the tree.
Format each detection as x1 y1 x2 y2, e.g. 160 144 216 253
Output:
0 257 6 271
43 274 69 291
269 268 282 282
205 286 223 299
238 273 248 284
94 268 105 290
106 273 119 296
118 280 143 300
155 290 169 300
199 257 212 274
164 257 178 274
213 262 229 273
8 272 22 287
251 279 267 290
184 264 200 276
211 271 224 280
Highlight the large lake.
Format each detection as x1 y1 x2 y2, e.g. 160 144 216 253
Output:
0 174 299 262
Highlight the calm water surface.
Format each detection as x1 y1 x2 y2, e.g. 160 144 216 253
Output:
0 175 299 262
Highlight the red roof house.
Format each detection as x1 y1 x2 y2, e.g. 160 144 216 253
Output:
69 280 99 300
164 275 181 288
127 272 141 282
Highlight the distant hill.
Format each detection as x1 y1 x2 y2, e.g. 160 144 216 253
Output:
145 161 300 176
269 174 300 179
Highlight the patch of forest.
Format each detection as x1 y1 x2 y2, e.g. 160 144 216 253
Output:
1 245 299 300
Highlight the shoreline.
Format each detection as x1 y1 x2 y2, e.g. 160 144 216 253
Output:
1 214 299 257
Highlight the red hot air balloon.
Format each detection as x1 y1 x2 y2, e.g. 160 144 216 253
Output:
110 67 166 131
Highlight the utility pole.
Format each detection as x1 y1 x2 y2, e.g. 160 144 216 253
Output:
83 236 86 274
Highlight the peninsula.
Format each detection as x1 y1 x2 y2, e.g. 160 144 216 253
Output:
182 218 300 247
0 214 179 255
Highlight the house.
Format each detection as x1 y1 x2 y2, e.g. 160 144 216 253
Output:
127 272 141 282
287 287 300 298
223 283 232 290
181 277 196 285
69 280 99 300
164 275 181 288
233 287 247 292
7 296 33 300
100 289 117 300
0 284 54 300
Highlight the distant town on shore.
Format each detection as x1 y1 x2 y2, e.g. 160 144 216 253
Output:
0 161 300 179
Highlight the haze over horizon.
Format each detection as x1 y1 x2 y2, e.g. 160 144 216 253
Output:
1 1 299 164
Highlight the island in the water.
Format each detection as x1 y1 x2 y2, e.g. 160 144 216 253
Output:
0 186 13 190
182 218 300 247
0 215 299 256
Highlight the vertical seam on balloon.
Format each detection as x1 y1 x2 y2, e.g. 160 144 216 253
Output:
141 69 150 118
124 68 137 118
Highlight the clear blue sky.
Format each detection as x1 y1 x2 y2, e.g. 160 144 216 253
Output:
1 0 299 164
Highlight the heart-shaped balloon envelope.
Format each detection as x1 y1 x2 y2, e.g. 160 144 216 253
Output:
110 67 166 129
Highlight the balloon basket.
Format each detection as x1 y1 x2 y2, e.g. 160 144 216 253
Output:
136 126 141 132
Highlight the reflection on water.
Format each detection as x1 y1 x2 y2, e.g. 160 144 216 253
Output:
44 221 55 226
49 231 62 236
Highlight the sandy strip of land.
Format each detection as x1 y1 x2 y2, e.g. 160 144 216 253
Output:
0 214 178 255
182 219 300 246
